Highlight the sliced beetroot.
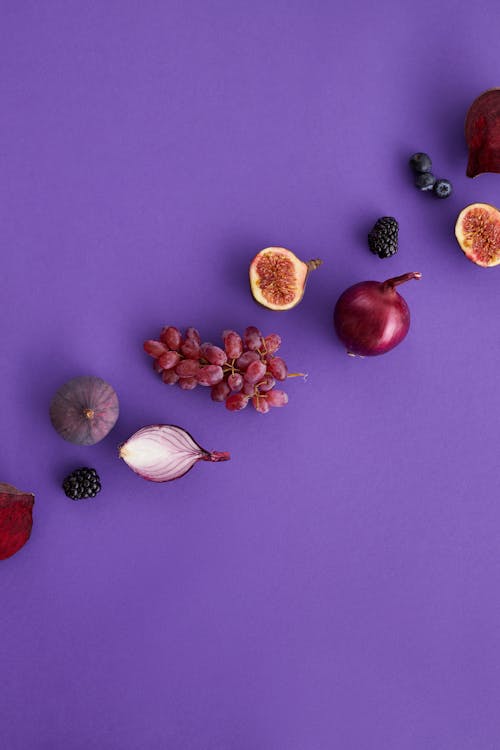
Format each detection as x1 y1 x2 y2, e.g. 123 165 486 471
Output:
0 483 35 560
466 89 500 178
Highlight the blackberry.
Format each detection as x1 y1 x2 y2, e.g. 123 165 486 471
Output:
409 152 432 173
415 172 436 191
433 178 453 199
368 217 399 259
63 467 101 500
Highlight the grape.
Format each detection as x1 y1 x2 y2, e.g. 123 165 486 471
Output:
244 359 267 384
242 381 255 396
211 381 231 402
144 340 168 358
160 326 182 350
227 373 243 392
266 389 288 407
175 359 199 378
225 393 249 411
197 365 224 386
201 343 227 366
178 376 197 390
267 356 288 380
185 327 201 344
243 326 263 351
236 350 259 370
252 395 270 414
158 351 180 370
258 374 275 392
153 359 164 374
181 339 200 359
264 334 281 354
223 331 243 360
162 369 179 385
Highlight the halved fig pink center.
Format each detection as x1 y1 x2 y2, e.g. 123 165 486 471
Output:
256 253 297 306
462 207 500 262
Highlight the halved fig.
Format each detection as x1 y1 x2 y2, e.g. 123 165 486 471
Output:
455 203 500 267
466 88 500 178
249 247 322 311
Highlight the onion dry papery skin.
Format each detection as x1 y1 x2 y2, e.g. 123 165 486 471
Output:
118 425 230 482
334 272 422 356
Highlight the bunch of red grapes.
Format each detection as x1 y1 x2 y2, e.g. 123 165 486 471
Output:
144 326 292 413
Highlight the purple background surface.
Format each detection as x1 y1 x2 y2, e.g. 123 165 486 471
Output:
2 1 500 748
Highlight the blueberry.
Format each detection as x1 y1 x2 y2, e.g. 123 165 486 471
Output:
433 178 453 199
409 152 432 173
415 172 436 191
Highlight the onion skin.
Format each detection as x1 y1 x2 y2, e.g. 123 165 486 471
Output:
334 273 422 356
119 424 230 483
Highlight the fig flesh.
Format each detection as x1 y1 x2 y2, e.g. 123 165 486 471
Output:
465 88 500 178
249 247 322 311
0 483 34 560
50 375 119 445
455 203 500 267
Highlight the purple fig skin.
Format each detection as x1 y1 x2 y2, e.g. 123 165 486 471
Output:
50 376 119 445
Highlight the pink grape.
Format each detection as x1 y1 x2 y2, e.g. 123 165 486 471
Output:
266 389 288 407
144 340 168 358
181 339 200 359
227 373 243 392
264 334 281 354
223 331 243 359
197 365 224 386
201 344 227 366
162 369 179 385
252 395 270 414
267 356 288 380
236 350 259 370
225 393 249 411
158 351 180 370
259 374 275 392
242 381 255 396
244 326 263 351
178 376 197 390
175 359 199 378
160 326 182 350
211 381 231 402
185 327 201 344
244 359 267 384
153 359 164 374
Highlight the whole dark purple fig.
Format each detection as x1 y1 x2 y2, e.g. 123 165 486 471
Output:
50 376 119 445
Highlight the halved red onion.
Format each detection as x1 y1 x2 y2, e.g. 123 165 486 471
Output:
118 424 230 482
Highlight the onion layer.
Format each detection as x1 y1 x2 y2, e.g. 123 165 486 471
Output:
118 425 230 482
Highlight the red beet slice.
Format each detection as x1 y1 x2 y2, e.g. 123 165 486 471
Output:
0 483 34 560
466 88 500 178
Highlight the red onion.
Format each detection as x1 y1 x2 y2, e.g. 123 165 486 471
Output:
118 425 230 482
333 272 422 356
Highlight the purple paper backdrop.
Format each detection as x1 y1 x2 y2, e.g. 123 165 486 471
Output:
2 1 500 748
